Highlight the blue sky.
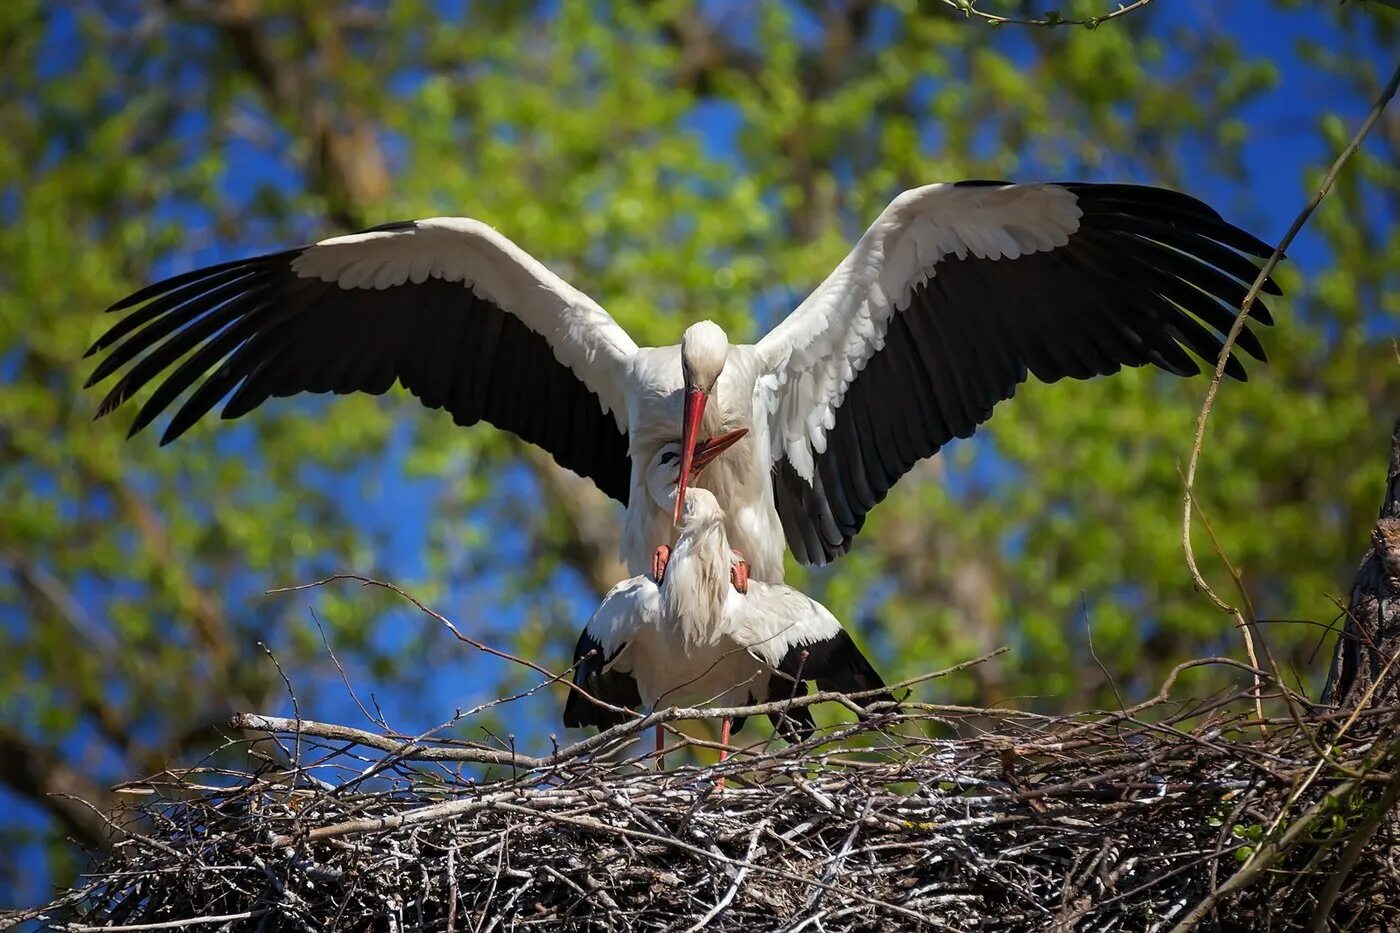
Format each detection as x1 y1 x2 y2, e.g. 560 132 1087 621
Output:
4 0 1398 909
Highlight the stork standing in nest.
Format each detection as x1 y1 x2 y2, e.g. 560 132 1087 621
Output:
564 459 892 767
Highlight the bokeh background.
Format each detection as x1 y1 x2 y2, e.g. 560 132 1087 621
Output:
2 0 1398 907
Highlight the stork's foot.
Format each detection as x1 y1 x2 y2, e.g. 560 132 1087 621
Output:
652 545 671 584
729 548 749 595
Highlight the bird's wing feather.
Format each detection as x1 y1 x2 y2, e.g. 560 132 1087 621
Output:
727 581 843 670
87 218 639 501
754 181 1277 562
584 575 661 659
562 571 655 728
562 575 658 730
730 583 890 709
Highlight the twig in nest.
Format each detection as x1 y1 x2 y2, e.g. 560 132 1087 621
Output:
39 654 1400 933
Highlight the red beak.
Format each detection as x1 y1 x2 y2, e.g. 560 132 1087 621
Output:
674 387 708 525
690 427 748 474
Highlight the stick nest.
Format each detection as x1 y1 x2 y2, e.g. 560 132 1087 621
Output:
29 659 1400 932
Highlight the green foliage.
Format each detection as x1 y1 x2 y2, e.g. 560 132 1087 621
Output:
1 0 1397 895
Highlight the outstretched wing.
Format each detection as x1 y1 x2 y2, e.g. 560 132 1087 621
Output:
756 182 1279 563
87 218 639 501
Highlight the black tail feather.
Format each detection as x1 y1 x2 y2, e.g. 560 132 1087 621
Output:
562 629 640 730
776 630 895 712
765 679 817 744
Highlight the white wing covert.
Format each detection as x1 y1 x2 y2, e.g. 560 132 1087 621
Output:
584 576 663 660
727 581 843 671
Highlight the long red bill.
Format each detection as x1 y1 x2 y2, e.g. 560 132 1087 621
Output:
689 427 749 474
674 388 707 525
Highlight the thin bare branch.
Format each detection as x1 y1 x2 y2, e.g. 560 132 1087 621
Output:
939 0 1155 29
1181 50 1400 693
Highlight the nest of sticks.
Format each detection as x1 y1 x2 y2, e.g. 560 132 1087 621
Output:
25 650 1400 933
18 418 1400 933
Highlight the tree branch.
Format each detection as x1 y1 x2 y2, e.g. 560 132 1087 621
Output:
935 0 1156 29
1181 50 1400 689
162 0 388 229
0 727 117 852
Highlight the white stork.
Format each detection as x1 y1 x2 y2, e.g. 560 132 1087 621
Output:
87 182 1278 581
561 482 891 760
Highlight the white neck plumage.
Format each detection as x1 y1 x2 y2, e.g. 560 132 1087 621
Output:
661 509 732 649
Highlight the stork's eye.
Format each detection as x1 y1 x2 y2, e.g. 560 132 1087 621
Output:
659 451 678 465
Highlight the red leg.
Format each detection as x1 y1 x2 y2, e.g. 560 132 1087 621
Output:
651 544 671 584
716 717 732 790
729 549 749 594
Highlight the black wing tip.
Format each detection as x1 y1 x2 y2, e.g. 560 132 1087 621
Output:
1237 237 1278 261
1232 332 1268 364
126 406 159 440
778 629 892 710
1163 358 1201 379
768 697 817 744
89 384 191 444
1210 231 1278 261
561 691 634 731
84 323 137 358
952 178 1014 188
962 179 1284 274
359 219 420 234
951 179 1278 259
560 702 587 730
1172 347 1250 382
1065 180 1220 213
95 391 126 420
809 536 854 566
105 294 147 314
83 354 130 390
1247 302 1275 328
1085 181 1285 263
160 409 205 445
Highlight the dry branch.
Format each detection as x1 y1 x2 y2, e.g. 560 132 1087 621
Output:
1180 48 1400 733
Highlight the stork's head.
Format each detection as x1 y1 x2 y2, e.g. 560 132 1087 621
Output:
644 429 748 515
676 321 731 524
676 487 724 532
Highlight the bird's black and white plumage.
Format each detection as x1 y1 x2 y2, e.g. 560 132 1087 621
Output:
562 487 891 742
88 182 1279 579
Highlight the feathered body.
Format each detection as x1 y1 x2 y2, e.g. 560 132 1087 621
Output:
564 489 890 739
623 342 784 583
